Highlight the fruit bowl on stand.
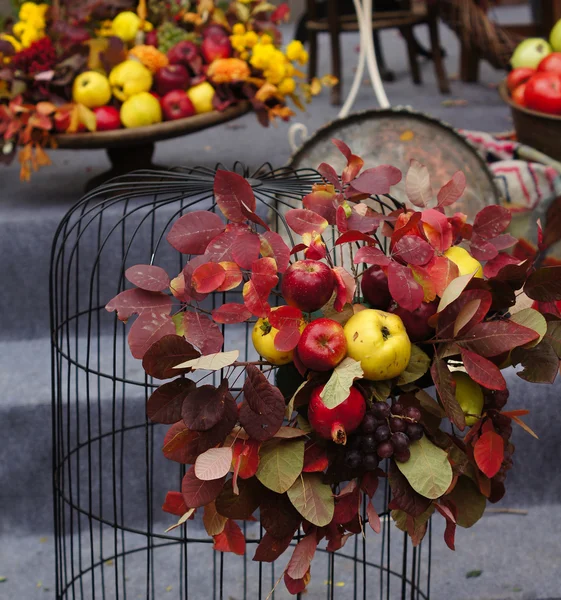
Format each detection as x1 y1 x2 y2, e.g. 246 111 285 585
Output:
54 102 250 191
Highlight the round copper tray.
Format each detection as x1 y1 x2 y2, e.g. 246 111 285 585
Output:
54 102 251 149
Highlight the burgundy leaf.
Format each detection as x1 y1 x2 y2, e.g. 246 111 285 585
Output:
303 188 338 223
336 205 349 233
346 207 385 233
182 255 213 302
405 159 432 208
191 262 226 294
125 264 170 292
182 384 227 431
284 571 310 595
260 490 302 538
524 266 561 302
183 311 224 355
391 211 422 246
421 209 453 252
212 303 252 324
437 171 466 208
343 154 364 184
469 234 499 261
392 235 434 266
351 165 402 195
286 533 318 580
128 312 176 359
205 230 238 262
438 289 492 339
162 422 203 463
490 233 518 251
142 335 200 380
434 502 457 551
214 170 256 223
335 230 378 246
332 138 352 161
147 378 196 424
366 500 381 533
182 467 226 508
239 365 284 441
285 208 329 235
483 254 521 279
317 163 341 189
162 491 189 516
457 320 539 357
215 478 260 520
253 532 294 562
268 306 303 330
387 262 424 311
353 246 391 266
106 288 172 322
232 232 261 269
167 211 225 254
387 462 432 517
260 231 291 273
334 482 360 524
460 348 506 391
243 257 279 317
213 519 246 555
424 255 460 298
430 358 466 430
333 266 356 311
473 206 511 240
274 325 302 352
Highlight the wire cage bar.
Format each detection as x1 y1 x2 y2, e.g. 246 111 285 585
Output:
50 164 432 600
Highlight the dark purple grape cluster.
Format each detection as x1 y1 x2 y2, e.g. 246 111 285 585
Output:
344 401 424 469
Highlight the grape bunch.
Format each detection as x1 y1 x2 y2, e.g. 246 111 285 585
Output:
344 401 424 470
157 22 196 54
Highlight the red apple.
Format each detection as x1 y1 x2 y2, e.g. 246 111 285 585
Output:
297 318 347 372
160 90 196 121
388 300 438 343
145 30 158 47
524 71 561 114
154 64 191 96
506 67 535 92
537 52 561 74
54 110 71 133
93 105 121 131
168 40 200 68
361 265 391 310
512 82 527 107
201 30 232 63
281 260 335 313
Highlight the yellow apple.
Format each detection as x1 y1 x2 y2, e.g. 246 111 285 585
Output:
109 60 152 102
444 246 483 278
343 309 411 380
252 309 305 366
120 92 162 128
186 82 215 114
451 371 484 426
72 71 111 109
112 11 140 43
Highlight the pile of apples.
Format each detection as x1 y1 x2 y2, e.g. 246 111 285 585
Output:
507 20 561 114
68 24 232 132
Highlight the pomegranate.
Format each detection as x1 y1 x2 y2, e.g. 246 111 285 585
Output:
308 385 366 445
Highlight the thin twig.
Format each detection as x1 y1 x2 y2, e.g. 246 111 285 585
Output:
484 508 528 515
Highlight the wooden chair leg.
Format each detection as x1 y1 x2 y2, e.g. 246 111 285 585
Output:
460 41 480 83
308 30 318 81
402 26 422 85
428 18 450 93
374 29 395 83
327 0 342 105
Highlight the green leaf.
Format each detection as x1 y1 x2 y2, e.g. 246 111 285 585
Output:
544 320 561 358
447 476 486 528
370 379 392 403
466 570 482 579
256 439 305 493
397 345 431 386
320 357 363 409
396 436 453 499
510 308 547 348
287 473 334 527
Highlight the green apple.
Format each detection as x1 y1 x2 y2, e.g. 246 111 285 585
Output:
511 38 551 69
451 371 484 426
551 19 561 52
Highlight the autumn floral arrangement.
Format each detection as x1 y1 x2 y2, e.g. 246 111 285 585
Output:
1 0 331 179
106 141 561 595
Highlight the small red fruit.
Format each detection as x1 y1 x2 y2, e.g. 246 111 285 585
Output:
361 265 391 309
54 110 71 133
168 40 200 68
524 72 561 114
281 260 335 313
154 64 191 96
93 105 121 131
506 67 535 92
512 82 528 107
308 385 366 445
160 90 196 121
388 300 438 343
201 29 232 63
537 52 561 74
297 318 347 372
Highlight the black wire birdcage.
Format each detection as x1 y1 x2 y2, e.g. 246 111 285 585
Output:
50 164 433 600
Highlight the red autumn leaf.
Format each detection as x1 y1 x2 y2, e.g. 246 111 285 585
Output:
346 206 386 233
343 154 364 183
473 205 511 240
290 243 309 256
474 430 504 478
205 230 238 262
360 472 379 498
243 280 271 317
162 491 188 516
232 232 261 269
213 519 246 555
162 421 201 463
231 438 260 479
437 289 492 339
182 255 213 302
181 466 226 508
287 533 318 580
183 311 224 355
469 234 499 261
212 303 252 324
366 500 381 533
303 233 327 260
457 320 539 357
483 253 521 279
333 266 356 311
387 261 424 311
182 384 227 431
336 205 349 233
317 163 341 189
268 306 303 329
524 266 561 302
387 462 432 517
460 348 506 391
490 233 518 251
253 532 294 562
142 335 200 380
214 170 256 223
434 502 457 551
430 358 466 430
167 211 225 254
271 2 290 23
275 325 302 352
128 312 176 359
217 261 243 291
106 288 172 322
243 258 278 317
392 235 434 266
405 159 432 208
421 209 453 252
303 188 338 223
437 171 466 208
191 262 226 294
332 138 352 160
335 230 378 246
351 165 402 195
353 246 391 266
260 231 291 273
391 211 422 246
147 378 195 424
425 255 460 297
303 441 329 472
334 482 360 524
284 569 310 595
285 208 329 236
125 264 170 292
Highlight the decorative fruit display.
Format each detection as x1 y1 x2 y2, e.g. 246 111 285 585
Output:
308 385 366 444
510 38 551 69
105 140 560 596
0 1 334 181
120 92 162 128
297 318 347 371
281 260 336 313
